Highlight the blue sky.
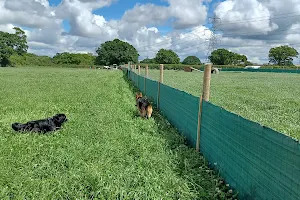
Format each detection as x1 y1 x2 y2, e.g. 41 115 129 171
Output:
3 0 298 63
52 0 221 34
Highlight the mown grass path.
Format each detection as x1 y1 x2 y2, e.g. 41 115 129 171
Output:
0 67 235 199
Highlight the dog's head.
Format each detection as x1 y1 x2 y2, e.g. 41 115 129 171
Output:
52 113 68 126
135 92 143 106
135 92 143 100
12 123 25 132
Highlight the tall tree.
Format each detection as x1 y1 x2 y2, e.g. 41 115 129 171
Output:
53 52 95 65
95 39 139 65
182 56 201 65
209 49 247 65
155 49 180 64
0 27 28 66
140 58 156 64
269 45 299 66
53 52 80 65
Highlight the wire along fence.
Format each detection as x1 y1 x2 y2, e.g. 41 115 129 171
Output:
121 63 300 200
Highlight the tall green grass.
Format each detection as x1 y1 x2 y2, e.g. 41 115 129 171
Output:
145 69 300 140
0 67 236 199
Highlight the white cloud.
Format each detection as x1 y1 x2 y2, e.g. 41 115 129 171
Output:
55 0 118 38
168 0 207 29
133 26 172 59
211 0 300 63
122 0 208 29
285 23 300 44
0 23 15 33
122 4 170 27
0 0 300 64
214 0 278 35
0 0 57 28
4 0 50 14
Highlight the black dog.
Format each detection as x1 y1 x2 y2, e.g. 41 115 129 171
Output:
12 113 68 133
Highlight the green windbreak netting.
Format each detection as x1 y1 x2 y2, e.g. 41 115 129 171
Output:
131 71 134 81
127 69 132 80
200 100 300 200
133 72 138 86
144 78 158 106
137 76 145 94
129 70 134 83
123 68 300 199
126 69 130 78
159 84 199 147
129 71 132 80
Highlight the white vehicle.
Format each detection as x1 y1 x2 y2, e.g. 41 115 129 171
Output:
111 64 119 70
244 65 261 69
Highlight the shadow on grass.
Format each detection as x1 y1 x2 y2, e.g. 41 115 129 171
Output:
122 71 238 199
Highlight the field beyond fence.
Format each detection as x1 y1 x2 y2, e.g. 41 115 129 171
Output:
122 64 300 200
143 68 300 140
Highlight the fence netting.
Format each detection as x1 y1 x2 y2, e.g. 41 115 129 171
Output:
159 84 199 146
201 101 299 200
144 78 158 106
122 67 300 200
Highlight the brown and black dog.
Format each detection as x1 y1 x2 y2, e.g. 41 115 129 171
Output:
135 92 153 119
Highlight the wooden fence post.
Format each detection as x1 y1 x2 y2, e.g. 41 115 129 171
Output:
146 65 149 77
159 64 164 83
138 65 141 74
202 63 212 101
196 63 212 152
157 64 164 109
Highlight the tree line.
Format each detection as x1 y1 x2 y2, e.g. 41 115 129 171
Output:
0 27 299 67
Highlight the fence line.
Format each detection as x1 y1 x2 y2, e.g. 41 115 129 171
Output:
135 64 300 73
122 64 300 200
221 68 300 73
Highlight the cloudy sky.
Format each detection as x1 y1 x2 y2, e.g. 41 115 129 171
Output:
1 0 300 64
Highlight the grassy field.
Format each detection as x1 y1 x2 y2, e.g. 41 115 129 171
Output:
144 69 300 140
0 67 236 199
